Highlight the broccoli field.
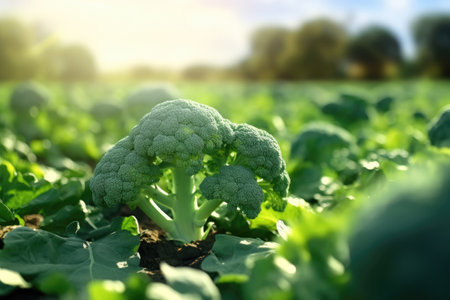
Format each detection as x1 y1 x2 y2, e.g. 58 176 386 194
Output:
0 80 449 300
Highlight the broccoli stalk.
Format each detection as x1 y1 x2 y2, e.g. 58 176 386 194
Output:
90 99 290 243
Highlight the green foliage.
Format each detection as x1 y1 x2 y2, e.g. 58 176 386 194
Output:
9 82 49 113
428 106 450 147
291 122 356 164
413 14 450 77
347 25 402 79
0 227 141 295
201 234 278 278
0 80 449 299
282 19 348 79
349 164 450 300
0 18 35 80
148 263 221 300
243 26 291 80
321 93 369 125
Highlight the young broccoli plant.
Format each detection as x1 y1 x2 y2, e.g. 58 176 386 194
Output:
90 99 289 243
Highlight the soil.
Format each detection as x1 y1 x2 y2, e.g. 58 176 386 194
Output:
0 214 43 249
125 207 216 282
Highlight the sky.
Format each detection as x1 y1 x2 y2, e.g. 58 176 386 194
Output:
1 0 449 71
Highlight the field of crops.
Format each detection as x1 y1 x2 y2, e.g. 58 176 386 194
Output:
0 80 449 299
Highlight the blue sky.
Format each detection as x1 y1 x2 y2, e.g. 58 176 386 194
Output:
1 0 449 71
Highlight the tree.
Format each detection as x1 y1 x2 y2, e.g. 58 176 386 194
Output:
282 19 348 79
0 18 36 80
244 26 291 80
39 43 97 81
347 25 402 79
57 44 97 81
413 14 450 78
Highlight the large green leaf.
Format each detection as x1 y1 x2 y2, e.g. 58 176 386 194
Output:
201 234 278 278
0 161 52 210
0 200 15 223
148 263 221 300
0 227 141 290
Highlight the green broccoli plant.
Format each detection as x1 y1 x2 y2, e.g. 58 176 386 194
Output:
125 84 179 119
428 106 450 148
290 122 357 164
90 99 290 243
9 82 50 141
9 82 49 114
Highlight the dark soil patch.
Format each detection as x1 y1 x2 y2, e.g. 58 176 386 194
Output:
23 214 43 229
0 215 43 249
121 205 216 282
138 228 215 282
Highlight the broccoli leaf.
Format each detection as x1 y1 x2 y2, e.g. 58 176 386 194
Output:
0 227 141 291
148 263 221 300
201 234 278 278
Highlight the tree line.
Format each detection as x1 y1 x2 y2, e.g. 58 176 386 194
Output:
1 13 449 81
0 17 97 81
235 13 450 80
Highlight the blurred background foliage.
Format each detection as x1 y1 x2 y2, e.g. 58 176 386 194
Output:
0 13 450 82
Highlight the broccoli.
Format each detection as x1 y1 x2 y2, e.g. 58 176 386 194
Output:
291 122 356 164
125 84 179 119
9 82 49 114
90 101 122 120
321 93 369 124
9 82 49 141
90 99 289 243
428 107 450 148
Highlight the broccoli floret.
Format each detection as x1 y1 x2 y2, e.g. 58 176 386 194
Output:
428 107 450 148
90 99 289 243
90 101 122 120
321 93 369 124
291 122 356 164
125 84 179 119
200 165 264 219
9 82 49 113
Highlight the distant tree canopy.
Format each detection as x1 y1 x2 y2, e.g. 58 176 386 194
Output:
0 17 97 81
0 18 36 80
347 26 402 79
413 14 450 78
241 20 348 80
282 19 348 79
243 26 291 80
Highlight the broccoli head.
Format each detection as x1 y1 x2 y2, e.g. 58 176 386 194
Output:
125 84 179 119
9 82 49 114
291 122 357 164
321 93 369 124
90 99 289 242
428 107 450 148
90 101 122 120
200 165 264 219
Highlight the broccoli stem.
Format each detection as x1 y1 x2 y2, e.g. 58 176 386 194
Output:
170 167 203 242
145 185 174 209
136 196 175 235
194 198 223 226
